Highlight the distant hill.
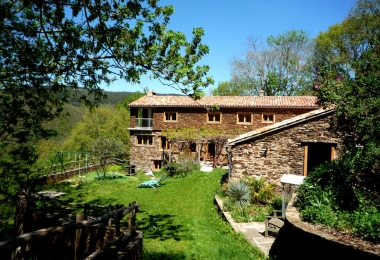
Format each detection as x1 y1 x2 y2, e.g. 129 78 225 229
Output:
47 90 136 143
67 88 135 106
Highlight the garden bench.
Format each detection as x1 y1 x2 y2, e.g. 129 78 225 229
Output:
265 210 285 237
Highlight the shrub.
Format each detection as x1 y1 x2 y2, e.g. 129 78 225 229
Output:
226 179 251 207
296 154 380 243
271 196 283 211
243 176 275 204
166 154 200 178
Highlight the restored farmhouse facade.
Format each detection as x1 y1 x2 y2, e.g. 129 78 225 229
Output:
227 108 344 185
128 90 320 172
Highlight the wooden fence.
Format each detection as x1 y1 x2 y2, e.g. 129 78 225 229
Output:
0 202 141 260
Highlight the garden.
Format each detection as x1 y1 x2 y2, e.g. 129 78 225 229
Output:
1 163 266 260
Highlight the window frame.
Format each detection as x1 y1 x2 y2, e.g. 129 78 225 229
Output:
262 114 275 123
159 136 169 150
164 112 178 122
237 113 253 125
207 112 222 124
135 135 154 146
152 160 162 171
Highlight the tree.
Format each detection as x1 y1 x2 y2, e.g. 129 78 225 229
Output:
231 29 312 96
312 0 380 172
313 43 380 192
209 80 247 96
116 91 146 110
312 0 380 78
91 137 125 177
62 106 130 154
0 0 213 198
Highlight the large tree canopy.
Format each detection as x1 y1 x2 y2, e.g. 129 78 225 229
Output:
231 29 312 96
313 0 380 78
312 0 380 192
0 0 213 198
209 80 246 96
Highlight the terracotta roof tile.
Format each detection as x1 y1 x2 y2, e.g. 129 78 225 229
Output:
129 95 319 109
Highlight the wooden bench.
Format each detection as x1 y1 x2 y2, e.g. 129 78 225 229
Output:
265 210 285 237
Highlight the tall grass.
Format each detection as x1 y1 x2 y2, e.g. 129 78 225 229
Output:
44 168 264 259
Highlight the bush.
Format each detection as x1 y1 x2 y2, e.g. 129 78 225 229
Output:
226 179 251 207
243 176 275 204
271 196 283 211
296 155 380 243
166 154 200 178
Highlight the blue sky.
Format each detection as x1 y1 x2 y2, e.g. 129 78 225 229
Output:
102 0 357 94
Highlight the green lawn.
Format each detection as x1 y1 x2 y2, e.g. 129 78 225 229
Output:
49 168 265 259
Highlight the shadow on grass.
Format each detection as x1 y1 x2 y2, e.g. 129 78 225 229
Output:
138 213 188 241
143 251 187 260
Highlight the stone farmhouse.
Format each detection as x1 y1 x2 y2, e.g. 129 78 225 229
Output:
227 108 343 185
128 90 329 175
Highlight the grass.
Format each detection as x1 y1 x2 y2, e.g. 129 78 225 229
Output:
39 167 265 259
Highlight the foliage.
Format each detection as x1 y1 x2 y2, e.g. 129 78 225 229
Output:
166 153 200 177
91 137 125 177
271 196 283 211
243 176 276 204
0 0 213 199
162 127 241 159
62 106 130 155
296 155 380 243
223 199 273 222
115 91 146 110
312 0 380 78
210 80 247 96
297 0 380 244
313 43 380 188
297 156 359 211
226 179 251 207
231 29 312 96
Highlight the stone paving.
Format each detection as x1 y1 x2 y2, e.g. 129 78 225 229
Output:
214 196 276 255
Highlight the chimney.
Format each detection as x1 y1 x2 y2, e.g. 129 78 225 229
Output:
259 89 265 97
147 90 156 97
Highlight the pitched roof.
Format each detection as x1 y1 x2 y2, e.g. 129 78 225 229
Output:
228 108 334 145
128 95 319 109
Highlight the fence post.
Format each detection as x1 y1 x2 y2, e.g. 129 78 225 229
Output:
108 204 114 226
128 202 137 230
115 204 121 236
74 207 86 260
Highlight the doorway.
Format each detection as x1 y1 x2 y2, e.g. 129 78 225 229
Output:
303 142 336 176
207 143 216 158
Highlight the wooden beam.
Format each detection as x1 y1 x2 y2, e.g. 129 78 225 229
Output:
303 145 308 176
331 146 335 161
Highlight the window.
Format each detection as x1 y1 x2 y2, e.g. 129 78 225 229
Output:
164 112 178 122
207 113 222 123
136 135 153 146
237 113 252 124
190 142 197 152
262 114 275 123
152 160 162 171
160 136 169 150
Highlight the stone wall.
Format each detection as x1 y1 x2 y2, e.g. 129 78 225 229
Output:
269 202 380 260
230 114 343 186
129 130 163 172
151 107 314 132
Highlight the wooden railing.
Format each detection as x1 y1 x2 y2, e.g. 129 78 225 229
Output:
0 202 140 260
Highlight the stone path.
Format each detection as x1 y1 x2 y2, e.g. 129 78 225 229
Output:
214 196 276 255
200 161 228 172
